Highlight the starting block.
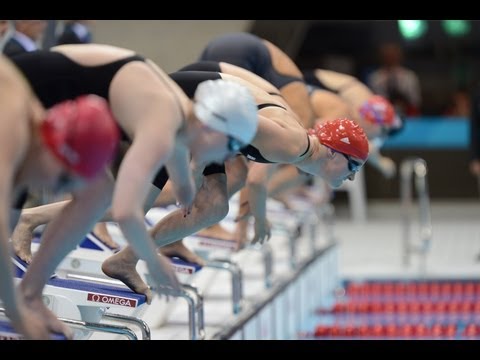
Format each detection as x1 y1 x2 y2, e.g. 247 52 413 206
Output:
10 256 149 340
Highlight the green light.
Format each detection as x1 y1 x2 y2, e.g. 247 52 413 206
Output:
398 20 428 40
442 20 471 37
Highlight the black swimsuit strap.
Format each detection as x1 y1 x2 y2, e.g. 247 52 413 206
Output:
299 133 311 158
257 103 287 111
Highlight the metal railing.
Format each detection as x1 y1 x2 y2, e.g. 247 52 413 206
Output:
210 244 337 340
59 317 138 340
246 243 274 288
177 284 205 340
400 157 432 274
103 312 150 340
287 224 301 269
260 243 274 288
319 203 336 246
206 259 243 314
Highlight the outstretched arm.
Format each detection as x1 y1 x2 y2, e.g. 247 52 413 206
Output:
164 143 196 216
245 162 278 245
109 57 200 292
0 54 52 338
111 125 182 292
0 170 23 329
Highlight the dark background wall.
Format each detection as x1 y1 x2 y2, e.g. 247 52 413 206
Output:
253 20 480 116
364 149 478 199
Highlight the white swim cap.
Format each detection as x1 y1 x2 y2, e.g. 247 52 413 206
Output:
193 79 258 145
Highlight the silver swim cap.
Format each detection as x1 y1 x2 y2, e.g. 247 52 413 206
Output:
193 79 258 145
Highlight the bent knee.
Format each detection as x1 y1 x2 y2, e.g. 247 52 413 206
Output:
211 199 229 222
196 179 229 223
194 197 229 226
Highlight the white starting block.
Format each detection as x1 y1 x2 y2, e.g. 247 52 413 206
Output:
11 255 149 340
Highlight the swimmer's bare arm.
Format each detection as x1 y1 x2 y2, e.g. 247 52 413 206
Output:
0 56 32 328
164 143 196 215
0 153 25 330
111 109 181 291
246 162 277 244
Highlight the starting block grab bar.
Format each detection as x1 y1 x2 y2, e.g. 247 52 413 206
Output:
180 284 205 340
59 317 138 340
10 255 149 340
141 275 205 340
101 312 150 340
0 308 138 340
400 157 432 275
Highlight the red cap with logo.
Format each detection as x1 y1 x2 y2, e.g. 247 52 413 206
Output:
40 94 120 179
359 95 395 126
308 118 369 161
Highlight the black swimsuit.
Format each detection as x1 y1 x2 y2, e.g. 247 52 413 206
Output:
11 51 145 107
11 50 145 143
10 51 149 206
199 33 303 90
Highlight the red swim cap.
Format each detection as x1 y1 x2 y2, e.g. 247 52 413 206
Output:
40 95 120 179
308 118 369 161
359 95 395 126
